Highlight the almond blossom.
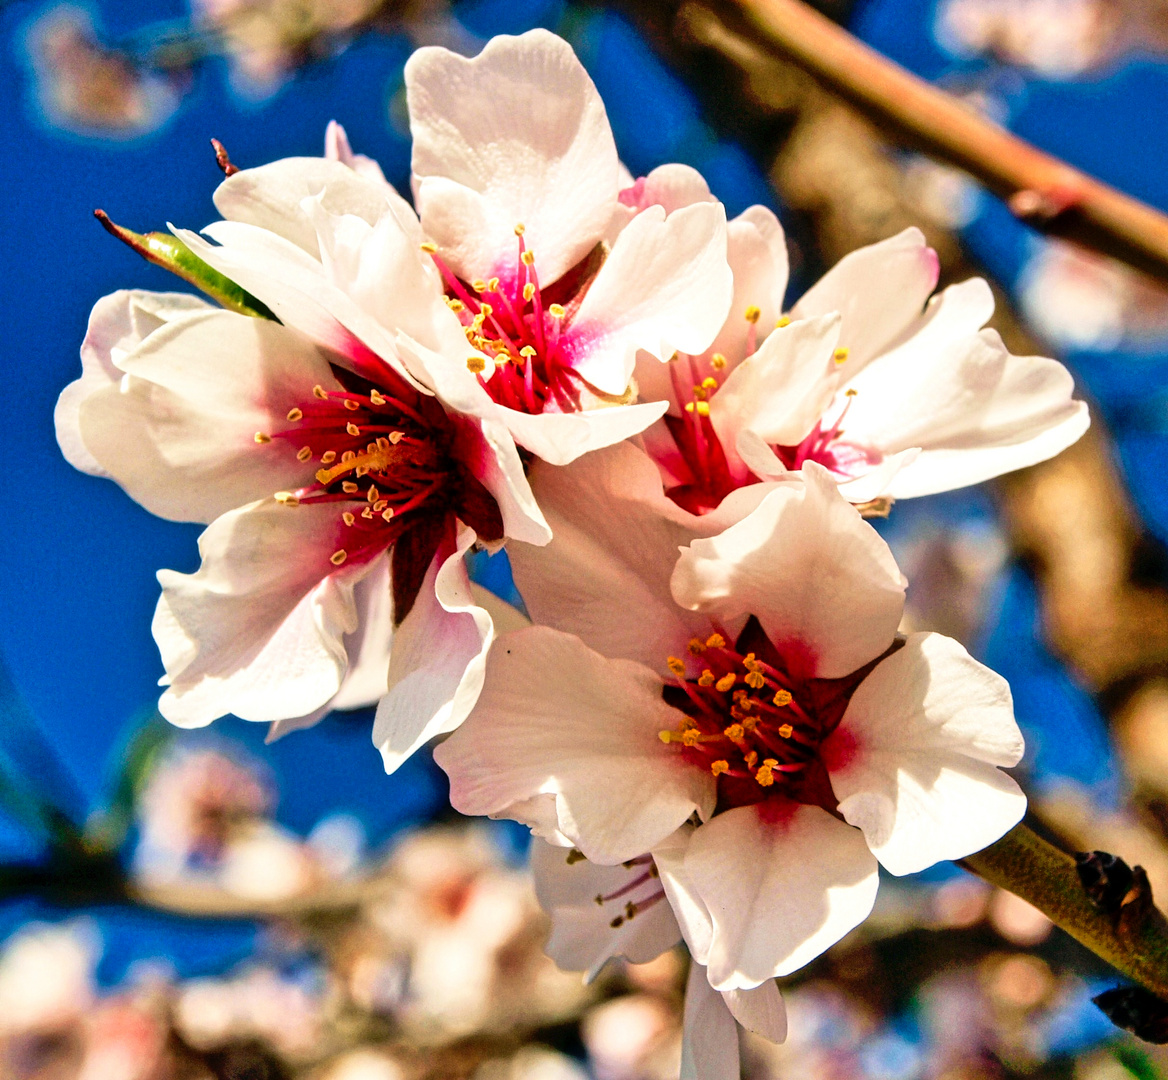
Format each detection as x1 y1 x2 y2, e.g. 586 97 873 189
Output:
625 187 1089 511
532 837 786 1080
435 443 1027 995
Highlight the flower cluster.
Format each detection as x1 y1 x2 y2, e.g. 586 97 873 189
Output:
57 27 1090 1074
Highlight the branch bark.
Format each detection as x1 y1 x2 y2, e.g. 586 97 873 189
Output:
708 0 1168 284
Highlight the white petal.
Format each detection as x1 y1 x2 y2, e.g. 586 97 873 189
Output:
722 980 786 1044
531 840 681 981
709 313 842 470
154 498 370 728
621 163 715 214
828 632 1027 876
681 962 741 1080
833 447 921 504
508 442 769 676
671 464 906 679
77 310 341 523
213 155 414 257
567 202 733 395
265 553 393 742
843 327 1090 499
324 120 395 189
791 228 939 372
406 29 621 285
433 626 715 864
56 290 212 477
652 827 713 966
686 803 879 988
373 526 493 773
497 399 669 466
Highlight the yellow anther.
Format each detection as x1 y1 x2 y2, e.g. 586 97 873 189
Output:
687 637 706 655
355 466 368 478
755 759 777 786
519 345 536 358
388 431 404 444
342 451 356 462
773 689 793 707
698 670 716 687
487 277 500 292
744 305 761 323
344 398 360 411
666 656 687 676
286 407 303 422
744 750 758 769
745 671 766 690
742 653 759 670
346 422 360 437
692 386 707 402
723 723 744 741
741 714 758 732
706 634 726 649
254 432 271 444
446 298 465 313
370 389 386 406
733 688 749 703
658 730 674 744
374 500 388 512
313 385 329 399
548 303 565 319
522 282 536 302
479 303 493 318
846 387 858 398
472 279 487 293
274 491 299 506
833 346 850 365
695 402 710 418
711 353 727 370
521 250 535 266
330 549 348 566
381 507 395 522
778 724 794 739
681 729 702 747
684 402 695 414
514 222 526 236
467 355 486 374
367 485 379 503
297 446 312 462
342 481 359 494
321 451 337 465
776 315 791 329
701 377 718 390
711 760 729 777
715 672 737 692
342 512 355 526
419 241 437 254
362 507 374 519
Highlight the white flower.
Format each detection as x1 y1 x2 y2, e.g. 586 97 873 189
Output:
436 444 1027 992
532 837 786 1080
624 183 1089 510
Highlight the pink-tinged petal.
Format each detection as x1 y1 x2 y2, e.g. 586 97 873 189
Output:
77 310 342 524
686 802 879 989
833 448 921 504
508 442 769 677
652 827 713 966
266 553 393 742
827 632 1026 876
709 314 842 474
681 962 741 1080
671 464 906 679
722 980 786 1044
373 526 493 773
531 840 681 981
434 626 716 864
56 290 212 478
154 498 372 728
496 399 669 466
406 29 621 285
213 155 415 257
712 206 790 367
843 327 1090 499
791 228 939 372
324 120 395 190
505 793 573 848
567 202 733 396
619 163 715 214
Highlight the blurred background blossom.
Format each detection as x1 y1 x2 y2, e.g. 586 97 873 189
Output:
7 0 1168 1075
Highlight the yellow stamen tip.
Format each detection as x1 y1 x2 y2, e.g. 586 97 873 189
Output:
320 451 336 465
701 377 718 390
706 634 726 649
514 222 526 236
715 673 737 693
519 345 536 358
296 446 312 462
274 492 299 506
833 346 850 365
521 251 535 266
254 432 271 444
344 398 360 411
744 305 761 323
286 407 303 422
745 672 765 689
472 279 487 293
681 729 702 747
778 724 794 739
342 481 359 494
687 637 706 655
446 298 465 313
466 355 486 374
419 242 437 254
346 423 360 437
548 303 565 319
776 315 791 328
723 724 744 741
846 387 858 397
666 656 686 676
773 689 793 707
312 384 329 399
695 401 710 418
522 282 536 302
710 353 726 370
658 730 674 744
329 549 347 566
698 670 716 687
711 760 729 777
370 390 386 406
684 402 695 414
342 512 355 526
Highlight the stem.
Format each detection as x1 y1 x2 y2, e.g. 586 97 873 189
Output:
964 823 1168 999
705 0 1168 284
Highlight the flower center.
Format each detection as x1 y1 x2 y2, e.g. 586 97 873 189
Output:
258 362 503 619
659 619 877 813
423 226 605 415
660 319 879 515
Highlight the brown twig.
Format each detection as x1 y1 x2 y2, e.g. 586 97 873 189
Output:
705 0 1168 284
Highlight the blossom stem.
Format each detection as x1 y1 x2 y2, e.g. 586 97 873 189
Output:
690 0 1168 284
963 823 1168 999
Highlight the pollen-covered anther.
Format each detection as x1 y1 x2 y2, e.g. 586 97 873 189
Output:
773 689 793 707
745 750 758 769
320 451 336 465
711 353 727 370
312 384 328 400
342 512 355 526
744 305 761 324
370 390 386 406
745 670 766 690
342 481 359 494
388 431 404 444
419 241 437 254
756 759 778 786
381 507 394 522
706 634 726 649
479 303 494 318
346 423 360 437
286 407 303 422
362 507 374 519
342 451 356 463
698 670 716 688
487 277 500 293
681 729 702 748
522 282 536 302
466 355 486 374
344 399 360 411
715 672 737 692
514 222 526 236
776 315 791 329
833 346 851 365
666 656 687 676
373 500 388 513
701 377 718 391
447 298 465 313
472 279 486 293
711 760 730 777
846 387 858 398
684 401 711 417
778 724 794 739
254 432 271 444
521 251 535 267
723 723 745 741
687 637 707 655
297 446 312 463
519 345 536 358
274 491 299 506
329 549 347 566
548 303 565 320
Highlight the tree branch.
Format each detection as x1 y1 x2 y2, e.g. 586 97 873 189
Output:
703 0 1168 284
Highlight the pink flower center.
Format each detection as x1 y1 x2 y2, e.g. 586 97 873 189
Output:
659 620 884 814
260 362 503 620
659 319 880 515
424 228 606 415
